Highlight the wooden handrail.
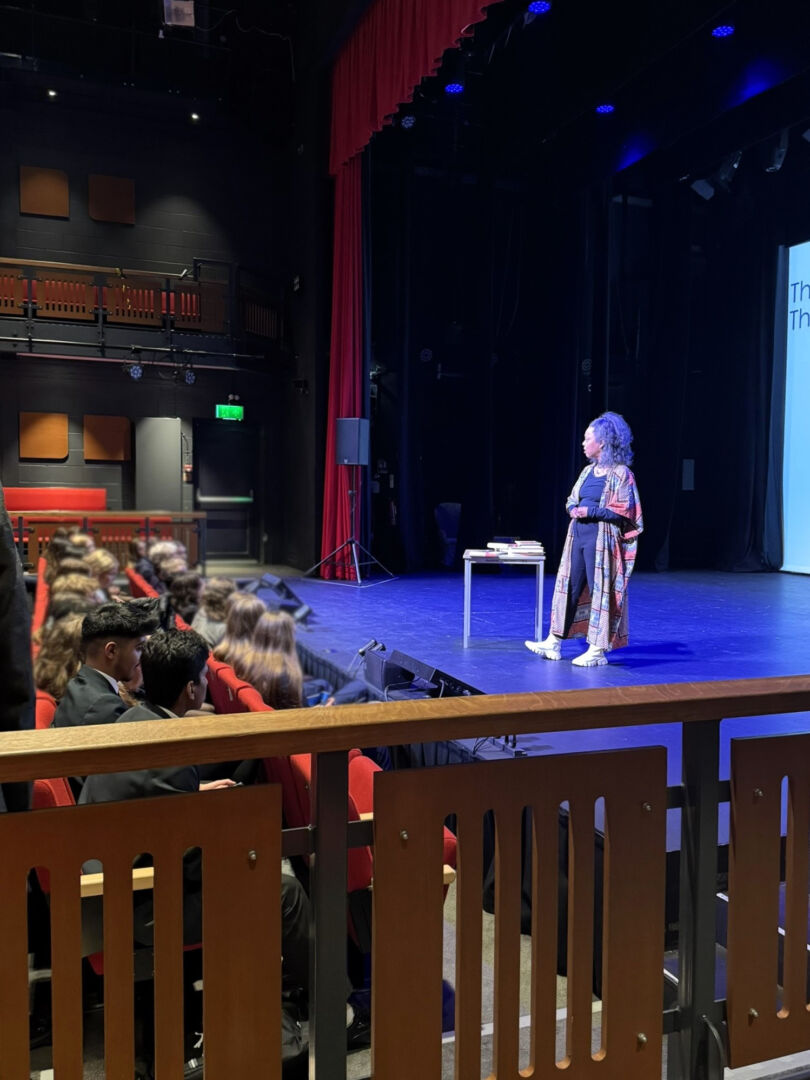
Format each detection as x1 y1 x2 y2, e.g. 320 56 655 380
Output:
0 675 809 783
80 865 154 899
0 256 186 280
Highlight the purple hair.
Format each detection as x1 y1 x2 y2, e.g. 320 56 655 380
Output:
590 412 634 466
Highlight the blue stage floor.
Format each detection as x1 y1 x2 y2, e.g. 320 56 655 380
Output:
278 570 810 824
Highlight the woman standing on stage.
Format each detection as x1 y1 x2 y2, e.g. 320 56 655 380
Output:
526 411 643 667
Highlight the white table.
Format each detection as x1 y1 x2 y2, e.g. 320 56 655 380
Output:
462 548 546 647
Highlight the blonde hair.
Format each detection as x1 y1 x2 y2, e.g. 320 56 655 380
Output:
51 557 91 578
240 651 303 710
34 613 85 701
199 577 236 622
212 592 266 666
50 573 100 598
68 532 95 552
85 549 119 578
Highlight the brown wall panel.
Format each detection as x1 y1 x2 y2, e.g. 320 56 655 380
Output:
88 174 135 225
19 412 69 459
83 415 132 461
19 166 69 218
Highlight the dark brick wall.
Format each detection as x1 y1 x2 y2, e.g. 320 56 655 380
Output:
0 95 279 273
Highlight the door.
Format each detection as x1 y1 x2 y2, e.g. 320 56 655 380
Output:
193 419 260 559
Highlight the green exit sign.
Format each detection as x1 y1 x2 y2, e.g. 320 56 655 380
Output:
215 403 244 421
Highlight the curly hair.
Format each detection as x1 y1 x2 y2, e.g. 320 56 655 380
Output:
34 613 85 701
590 411 634 467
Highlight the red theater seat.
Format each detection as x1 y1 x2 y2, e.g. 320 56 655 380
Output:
125 567 159 599
35 690 57 731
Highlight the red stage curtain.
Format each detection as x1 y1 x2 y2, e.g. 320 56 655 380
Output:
320 0 496 577
329 0 494 176
320 155 363 579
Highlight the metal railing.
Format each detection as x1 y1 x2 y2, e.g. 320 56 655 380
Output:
2 675 810 1078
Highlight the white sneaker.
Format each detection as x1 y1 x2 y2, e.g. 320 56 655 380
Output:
571 645 607 667
524 635 562 660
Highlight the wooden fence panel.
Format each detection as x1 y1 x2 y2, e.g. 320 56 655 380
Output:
728 733 810 1066
0 784 280 1079
372 748 666 1080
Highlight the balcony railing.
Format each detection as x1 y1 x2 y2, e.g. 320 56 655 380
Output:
2 675 810 1078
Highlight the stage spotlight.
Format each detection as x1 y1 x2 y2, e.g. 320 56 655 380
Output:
47 89 57 99
595 103 615 115
712 24 735 38
690 178 715 201
528 0 551 12
190 112 200 122
716 149 742 189
442 48 465 95
183 365 196 386
401 114 416 129
765 128 789 173
445 82 464 95
126 362 144 381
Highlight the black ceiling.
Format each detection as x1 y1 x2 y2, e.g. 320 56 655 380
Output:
373 0 810 193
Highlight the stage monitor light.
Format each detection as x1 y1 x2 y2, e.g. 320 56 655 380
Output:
690 178 715 200
215 403 244 421
765 128 789 173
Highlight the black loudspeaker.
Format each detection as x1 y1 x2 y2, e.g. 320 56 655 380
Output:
335 417 369 466
235 574 312 623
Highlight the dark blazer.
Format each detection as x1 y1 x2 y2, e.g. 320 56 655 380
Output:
80 703 201 945
53 665 130 729
0 484 34 812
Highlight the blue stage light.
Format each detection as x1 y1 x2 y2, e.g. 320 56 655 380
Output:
712 24 735 38
401 114 416 129
595 103 615 115
528 1 552 13
128 363 143 381
444 82 464 95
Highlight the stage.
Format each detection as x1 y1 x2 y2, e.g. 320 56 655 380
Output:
270 568 810 802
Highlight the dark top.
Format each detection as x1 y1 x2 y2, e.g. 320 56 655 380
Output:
133 556 163 592
53 665 129 729
0 484 34 812
576 469 622 522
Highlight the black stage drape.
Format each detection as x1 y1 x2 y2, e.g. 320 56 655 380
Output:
368 137 805 572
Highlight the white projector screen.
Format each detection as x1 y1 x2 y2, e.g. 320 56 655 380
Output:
784 239 810 572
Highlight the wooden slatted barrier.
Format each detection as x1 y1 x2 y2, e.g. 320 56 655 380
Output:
0 265 25 313
33 271 97 320
728 732 810 1066
0 784 280 1079
104 277 164 326
372 749 667 1079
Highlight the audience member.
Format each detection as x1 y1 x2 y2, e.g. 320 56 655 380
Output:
190 576 235 648
51 555 92 580
168 570 203 625
129 538 161 590
33 612 84 701
50 573 100 601
53 602 157 731
240 649 304 710
67 531 95 554
212 592 266 669
80 629 365 1072
84 548 120 603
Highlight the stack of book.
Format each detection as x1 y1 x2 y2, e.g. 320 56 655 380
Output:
487 540 545 558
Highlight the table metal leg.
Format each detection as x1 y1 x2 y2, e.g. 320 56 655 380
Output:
463 559 472 647
534 560 545 642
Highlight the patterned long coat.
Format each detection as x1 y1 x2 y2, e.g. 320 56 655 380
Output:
549 464 643 650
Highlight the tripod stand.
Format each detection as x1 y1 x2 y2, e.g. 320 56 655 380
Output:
305 464 394 583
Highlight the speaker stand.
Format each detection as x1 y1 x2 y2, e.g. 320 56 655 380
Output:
304 466 394 584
